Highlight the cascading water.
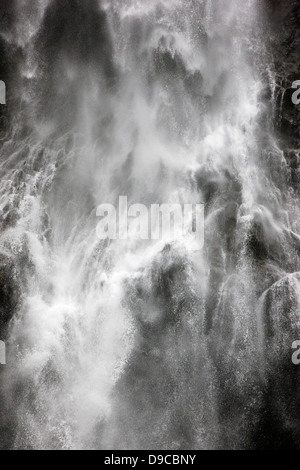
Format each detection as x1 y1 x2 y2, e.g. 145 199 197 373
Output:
0 0 299 450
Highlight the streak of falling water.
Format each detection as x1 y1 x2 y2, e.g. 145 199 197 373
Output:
0 0 299 450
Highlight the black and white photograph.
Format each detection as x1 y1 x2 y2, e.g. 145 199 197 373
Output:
0 0 299 451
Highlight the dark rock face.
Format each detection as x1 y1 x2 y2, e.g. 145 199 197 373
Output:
0 253 20 338
260 273 300 345
34 0 116 129
253 273 300 449
267 1 300 191
105 245 210 450
260 8 300 449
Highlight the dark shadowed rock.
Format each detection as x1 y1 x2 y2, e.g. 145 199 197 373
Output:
254 273 300 449
0 252 20 338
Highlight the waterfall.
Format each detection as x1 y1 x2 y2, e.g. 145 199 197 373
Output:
0 0 299 450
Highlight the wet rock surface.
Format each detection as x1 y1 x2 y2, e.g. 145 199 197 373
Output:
268 1 300 189
0 253 20 338
253 273 300 449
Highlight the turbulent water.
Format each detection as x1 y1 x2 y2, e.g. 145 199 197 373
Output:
0 0 299 450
